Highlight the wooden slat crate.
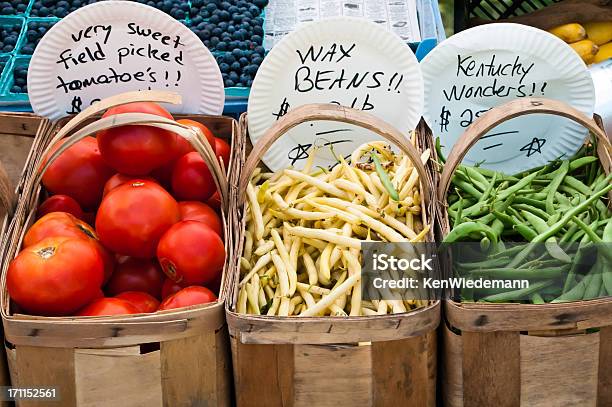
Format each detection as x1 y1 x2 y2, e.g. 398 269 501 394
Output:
0 91 236 407
227 105 441 407
436 98 612 407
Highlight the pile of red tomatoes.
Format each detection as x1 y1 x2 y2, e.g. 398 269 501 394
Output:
7 102 230 317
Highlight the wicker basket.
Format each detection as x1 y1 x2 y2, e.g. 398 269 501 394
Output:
0 91 235 407
437 97 612 407
227 104 440 407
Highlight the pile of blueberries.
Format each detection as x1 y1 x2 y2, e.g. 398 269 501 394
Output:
188 0 268 88
0 23 21 52
30 0 97 18
0 0 28 15
1 0 269 93
10 64 27 93
20 20 55 55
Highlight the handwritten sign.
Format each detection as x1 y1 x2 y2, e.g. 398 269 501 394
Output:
422 23 595 174
247 17 423 171
28 1 224 120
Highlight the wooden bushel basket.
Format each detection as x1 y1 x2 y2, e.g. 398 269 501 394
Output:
436 98 612 407
227 104 441 407
0 91 236 407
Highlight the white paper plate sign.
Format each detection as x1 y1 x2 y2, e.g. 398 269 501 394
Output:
247 17 424 171
28 1 225 120
422 23 595 174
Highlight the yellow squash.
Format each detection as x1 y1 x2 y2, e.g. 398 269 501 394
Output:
584 21 612 46
569 39 599 64
593 42 612 63
549 23 587 43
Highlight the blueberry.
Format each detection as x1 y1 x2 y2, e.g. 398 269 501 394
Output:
230 61 241 71
239 57 249 66
218 22 228 30
209 36 220 47
225 79 235 87
244 64 259 76
174 9 185 19
251 34 262 45
253 25 263 36
1 6 12 14
191 15 203 25
219 62 230 73
254 0 268 8
212 27 222 36
11 85 21 93
216 41 228 51
231 48 242 59
219 10 230 20
229 72 239 82
2 45 12 52
220 1 231 10
209 14 220 24
223 53 235 64
251 56 263 66
206 3 216 12
227 25 236 34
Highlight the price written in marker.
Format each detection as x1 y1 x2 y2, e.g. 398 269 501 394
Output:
422 23 595 174
248 18 423 172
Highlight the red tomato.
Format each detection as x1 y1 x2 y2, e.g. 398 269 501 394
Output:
103 173 157 196
207 191 222 212
171 152 216 202
105 257 165 299
178 201 222 237
96 102 177 175
37 195 84 220
214 138 231 170
161 278 185 299
24 212 115 282
177 119 216 154
157 221 225 285
158 286 217 310
115 291 160 313
77 297 139 316
42 137 114 209
7 237 104 316
96 180 180 257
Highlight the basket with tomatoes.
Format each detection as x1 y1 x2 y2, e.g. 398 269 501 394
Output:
0 90 235 406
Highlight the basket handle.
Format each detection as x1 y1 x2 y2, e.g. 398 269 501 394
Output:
438 97 612 201
31 94 228 211
48 90 182 148
237 103 430 206
0 160 15 217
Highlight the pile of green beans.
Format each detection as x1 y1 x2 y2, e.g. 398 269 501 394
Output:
438 139 612 304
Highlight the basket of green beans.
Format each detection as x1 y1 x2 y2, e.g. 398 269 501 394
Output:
437 98 612 306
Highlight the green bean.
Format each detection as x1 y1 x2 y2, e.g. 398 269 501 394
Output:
602 221 612 295
569 156 599 171
562 238 592 293
512 197 547 211
563 175 592 195
453 195 464 229
507 182 612 267
571 216 602 243
514 204 550 220
492 210 514 227
531 293 545 304
451 179 482 199
554 273 593 303
496 171 540 201
443 222 498 244
545 160 568 214
469 267 567 280
522 211 571 263
554 192 571 207
371 153 399 201
583 262 602 300
435 137 446 164
513 223 538 241
480 280 553 303
459 165 490 187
